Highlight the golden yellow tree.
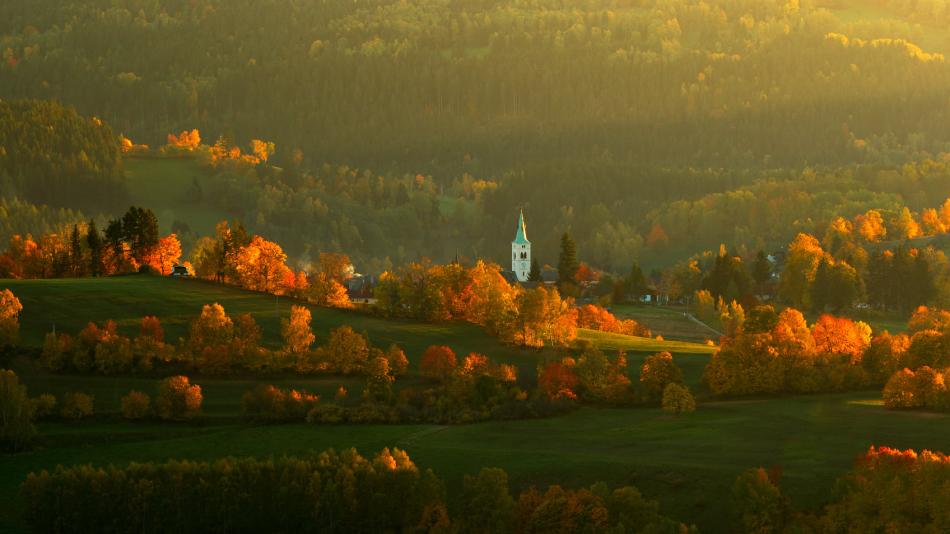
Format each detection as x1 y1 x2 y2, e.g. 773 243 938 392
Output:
234 236 292 293
144 234 182 275
0 289 22 346
282 305 315 355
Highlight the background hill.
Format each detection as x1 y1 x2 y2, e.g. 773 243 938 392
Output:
5 1 950 271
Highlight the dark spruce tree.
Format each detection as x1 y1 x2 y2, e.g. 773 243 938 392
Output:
557 232 578 292
626 261 648 303
86 219 103 276
528 258 542 282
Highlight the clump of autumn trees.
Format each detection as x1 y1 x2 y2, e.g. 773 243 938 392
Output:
0 206 182 278
879 306 950 411
703 305 883 396
21 447 693 533
375 259 579 348
537 345 694 409
732 446 950 533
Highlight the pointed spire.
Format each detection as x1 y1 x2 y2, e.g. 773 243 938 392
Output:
513 209 530 245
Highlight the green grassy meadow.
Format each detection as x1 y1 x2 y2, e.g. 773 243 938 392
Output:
0 276 942 533
3 390 949 533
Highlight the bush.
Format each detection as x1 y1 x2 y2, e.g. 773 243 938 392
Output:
661 383 696 414
30 394 57 420
0 368 35 451
60 392 94 420
40 332 72 372
155 376 202 420
121 390 151 420
242 384 320 422
306 404 347 424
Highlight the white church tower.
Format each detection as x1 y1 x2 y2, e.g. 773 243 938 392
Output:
512 209 531 282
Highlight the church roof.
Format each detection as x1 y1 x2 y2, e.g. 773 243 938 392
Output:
512 210 530 245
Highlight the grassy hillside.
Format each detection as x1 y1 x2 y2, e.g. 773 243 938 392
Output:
2 275 715 387
0 276 946 533
124 156 230 241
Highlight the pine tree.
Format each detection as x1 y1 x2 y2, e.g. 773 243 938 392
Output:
626 261 648 303
810 257 833 312
69 224 84 276
86 219 103 276
557 232 578 289
528 258 542 282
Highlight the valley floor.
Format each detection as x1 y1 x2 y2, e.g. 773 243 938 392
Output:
0 275 934 533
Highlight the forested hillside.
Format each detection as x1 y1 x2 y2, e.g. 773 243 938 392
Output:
4 0 950 270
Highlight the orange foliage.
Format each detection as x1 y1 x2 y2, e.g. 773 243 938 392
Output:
576 305 647 336
420 345 457 381
143 234 182 275
139 316 164 343
233 236 292 294
166 129 201 150
574 263 599 285
537 361 578 400
811 314 871 360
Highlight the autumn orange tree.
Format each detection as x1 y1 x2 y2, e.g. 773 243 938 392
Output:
420 345 457 382
0 289 22 346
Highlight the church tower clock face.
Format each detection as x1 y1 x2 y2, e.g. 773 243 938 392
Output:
512 210 531 282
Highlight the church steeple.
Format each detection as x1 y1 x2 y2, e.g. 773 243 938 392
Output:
512 209 531 282
513 209 529 245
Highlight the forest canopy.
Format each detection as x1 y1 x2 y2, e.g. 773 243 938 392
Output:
3 1 950 270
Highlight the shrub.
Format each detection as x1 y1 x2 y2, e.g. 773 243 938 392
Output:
30 394 57 420
60 392 94 420
155 376 202 420
661 383 696 414
121 390 151 420
242 384 320 422
306 403 347 424
0 368 35 451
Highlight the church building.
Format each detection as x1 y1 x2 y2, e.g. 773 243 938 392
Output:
512 209 531 282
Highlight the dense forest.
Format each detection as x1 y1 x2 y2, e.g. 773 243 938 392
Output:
3 0 950 271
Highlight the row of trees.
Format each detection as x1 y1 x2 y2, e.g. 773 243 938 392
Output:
21 447 691 533
0 369 203 451
39 304 402 377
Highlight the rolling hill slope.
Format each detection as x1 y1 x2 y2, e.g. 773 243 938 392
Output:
2 274 715 383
